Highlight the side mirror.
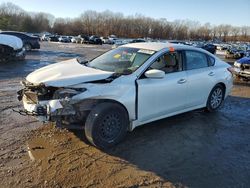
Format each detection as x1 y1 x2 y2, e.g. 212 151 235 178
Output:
145 69 165 79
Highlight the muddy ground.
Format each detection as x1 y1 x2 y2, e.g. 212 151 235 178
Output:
0 42 250 188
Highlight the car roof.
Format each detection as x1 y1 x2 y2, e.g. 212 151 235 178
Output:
120 42 213 53
122 42 196 51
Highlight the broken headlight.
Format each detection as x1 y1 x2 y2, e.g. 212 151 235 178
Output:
53 88 86 99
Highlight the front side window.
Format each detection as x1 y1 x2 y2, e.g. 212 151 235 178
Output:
185 51 208 70
150 51 182 74
88 47 155 74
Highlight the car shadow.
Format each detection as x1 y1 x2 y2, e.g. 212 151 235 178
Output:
70 95 250 188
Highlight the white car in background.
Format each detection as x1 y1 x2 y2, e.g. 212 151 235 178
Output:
100 37 110 44
71 36 79 43
41 34 52 41
18 43 233 149
112 39 129 48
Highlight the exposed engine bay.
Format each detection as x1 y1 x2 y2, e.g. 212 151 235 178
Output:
17 80 102 127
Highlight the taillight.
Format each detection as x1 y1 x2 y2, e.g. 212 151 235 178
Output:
227 67 234 75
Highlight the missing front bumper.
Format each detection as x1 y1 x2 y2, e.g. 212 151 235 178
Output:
13 105 48 122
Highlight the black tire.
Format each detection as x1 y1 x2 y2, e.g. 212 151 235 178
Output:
85 102 128 149
206 84 225 112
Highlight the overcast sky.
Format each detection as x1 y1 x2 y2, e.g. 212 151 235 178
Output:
1 0 250 26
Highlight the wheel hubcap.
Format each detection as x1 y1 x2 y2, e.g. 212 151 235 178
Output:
210 88 223 109
100 113 121 141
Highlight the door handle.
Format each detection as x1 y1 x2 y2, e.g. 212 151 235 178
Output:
178 78 186 84
208 71 215 76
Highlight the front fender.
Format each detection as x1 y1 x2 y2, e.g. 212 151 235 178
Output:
71 83 136 120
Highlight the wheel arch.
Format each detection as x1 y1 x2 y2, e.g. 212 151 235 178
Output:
205 82 226 106
214 82 226 99
75 98 130 120
96 99 130 117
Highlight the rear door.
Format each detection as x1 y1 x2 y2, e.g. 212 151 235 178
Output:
184 50 216 107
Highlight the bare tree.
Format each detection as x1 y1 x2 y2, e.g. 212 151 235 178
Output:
1 2 250 42
231 26 240 41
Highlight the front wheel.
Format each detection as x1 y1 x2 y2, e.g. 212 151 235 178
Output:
206 85 225 112
85 102 128 149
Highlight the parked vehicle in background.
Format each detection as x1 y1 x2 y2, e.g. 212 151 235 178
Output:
28 33 42 41
109 34 117 38
112 40 129 48
0 31 40 51
108 36 118 44
193 43 216 54
67 36 73 41
48 35 59 42
41 34 52 41
233 56 250 81
202 44 216 54
17 42 233 149
169 40 190 45
0 34 25 62
71 36 82 43
58 36 71 43
80 35 90 44
225 48 245 59
82 35 102 45
130 39 146 43
215 44 230 51
100 37 111 44
88 35 102 45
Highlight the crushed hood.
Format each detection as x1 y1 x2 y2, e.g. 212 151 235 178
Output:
26 58 114 87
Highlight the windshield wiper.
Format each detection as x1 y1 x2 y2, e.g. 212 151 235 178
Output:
79 60 89 65
113 69 133 77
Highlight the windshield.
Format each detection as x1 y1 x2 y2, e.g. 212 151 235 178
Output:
88 47 155 74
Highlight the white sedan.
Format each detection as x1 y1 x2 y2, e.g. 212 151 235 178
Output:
18 42 233 149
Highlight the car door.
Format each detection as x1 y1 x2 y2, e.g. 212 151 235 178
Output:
184 50 216 107
137 51 188 123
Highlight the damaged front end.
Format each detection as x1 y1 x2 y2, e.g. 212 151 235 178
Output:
233 57 250 81
17 81 85 122
15 57 117 125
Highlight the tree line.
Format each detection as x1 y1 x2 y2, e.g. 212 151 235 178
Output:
0 2 250 42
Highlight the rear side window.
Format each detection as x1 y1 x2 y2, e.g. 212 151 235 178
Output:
185 51 208 70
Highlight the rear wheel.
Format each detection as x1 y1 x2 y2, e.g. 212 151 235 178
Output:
206 85 225 112
85 102 128 149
